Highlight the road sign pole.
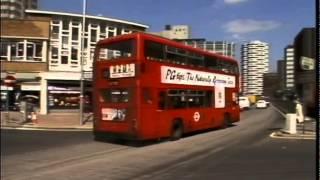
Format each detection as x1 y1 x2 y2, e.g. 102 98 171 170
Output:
4 74 16 123
6 88 9 121
79 0 87 125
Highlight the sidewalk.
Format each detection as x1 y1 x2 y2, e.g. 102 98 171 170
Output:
1 111 92 130
270 117 316 140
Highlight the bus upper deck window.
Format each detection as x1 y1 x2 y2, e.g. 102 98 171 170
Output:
98 39 136 61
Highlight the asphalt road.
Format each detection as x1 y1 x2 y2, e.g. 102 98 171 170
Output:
1 106 316 180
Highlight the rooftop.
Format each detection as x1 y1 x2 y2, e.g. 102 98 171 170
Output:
25 9 149 29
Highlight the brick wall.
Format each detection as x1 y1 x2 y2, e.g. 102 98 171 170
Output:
1 19 50 38
2 61 47 72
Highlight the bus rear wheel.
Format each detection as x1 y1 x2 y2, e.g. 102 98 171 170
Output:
170 120 183 141
93 132 105 141
222 113 232 129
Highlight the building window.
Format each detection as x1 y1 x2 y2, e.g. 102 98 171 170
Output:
17 42 24 58
121 29 131 35
0 41 9 60
61 56 68 64
71 47 78 60
26 42 34 60
35 42 42 61
0 40 44 62
90 29 97 42
51 46 59 60
72 27 79 41
62 21 69 30
107 26 116 38
62 36 69 49
52 26 59 39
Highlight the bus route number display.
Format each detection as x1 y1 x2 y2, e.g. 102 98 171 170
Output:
109 63 135 78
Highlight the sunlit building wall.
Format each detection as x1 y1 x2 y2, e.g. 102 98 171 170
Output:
1 9 148 114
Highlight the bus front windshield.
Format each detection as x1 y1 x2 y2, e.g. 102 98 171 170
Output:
97 39 136 61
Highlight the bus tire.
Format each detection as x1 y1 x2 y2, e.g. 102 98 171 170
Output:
170 120 183 141
93 132 104 141
222 113 232 129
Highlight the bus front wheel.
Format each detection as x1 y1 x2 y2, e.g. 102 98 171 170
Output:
170 120 183 141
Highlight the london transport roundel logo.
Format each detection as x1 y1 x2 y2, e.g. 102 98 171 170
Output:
193 112 200 122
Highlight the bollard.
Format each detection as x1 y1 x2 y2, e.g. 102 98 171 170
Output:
31 112 38 124
282 113 297 134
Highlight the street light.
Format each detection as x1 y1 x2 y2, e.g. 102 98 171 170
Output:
79 0 87 125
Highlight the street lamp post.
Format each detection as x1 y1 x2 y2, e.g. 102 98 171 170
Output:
79 0 87 125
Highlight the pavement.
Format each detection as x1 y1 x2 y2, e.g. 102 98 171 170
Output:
0 107 317 140
0 111 92 131
270 103 316 140
270 120 316 140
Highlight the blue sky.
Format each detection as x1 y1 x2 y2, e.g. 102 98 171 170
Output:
39 0 315 72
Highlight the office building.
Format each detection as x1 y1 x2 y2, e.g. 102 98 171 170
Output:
277 59 285 90
293 27 316 117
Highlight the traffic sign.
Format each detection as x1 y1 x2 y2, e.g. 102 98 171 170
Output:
4 75 16 87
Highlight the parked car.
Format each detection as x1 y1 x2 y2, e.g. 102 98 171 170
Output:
265 100 270 107
239 96 250 110
256 100 268 109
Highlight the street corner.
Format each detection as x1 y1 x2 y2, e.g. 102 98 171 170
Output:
270 130 316 140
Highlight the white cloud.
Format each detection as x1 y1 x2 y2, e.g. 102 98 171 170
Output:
223 19 281 34
224 0 248 5
231 34 244 40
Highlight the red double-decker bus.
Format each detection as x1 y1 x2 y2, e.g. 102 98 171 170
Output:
93 32 240 141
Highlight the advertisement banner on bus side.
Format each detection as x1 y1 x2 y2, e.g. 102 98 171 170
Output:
161 66 235 88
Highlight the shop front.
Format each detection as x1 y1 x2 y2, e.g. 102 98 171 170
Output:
39 72 92 114
47 81 92 113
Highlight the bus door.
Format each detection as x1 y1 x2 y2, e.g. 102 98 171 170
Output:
188 90 212 131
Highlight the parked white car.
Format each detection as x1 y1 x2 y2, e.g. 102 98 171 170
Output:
256 100 268 109
239 96 250 110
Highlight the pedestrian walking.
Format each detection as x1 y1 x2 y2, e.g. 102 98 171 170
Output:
295 99 304 123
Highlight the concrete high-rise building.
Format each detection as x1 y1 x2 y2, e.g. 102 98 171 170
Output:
175 39 236 58
241 40 269 96
284 45 295 89
0 0 38 19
